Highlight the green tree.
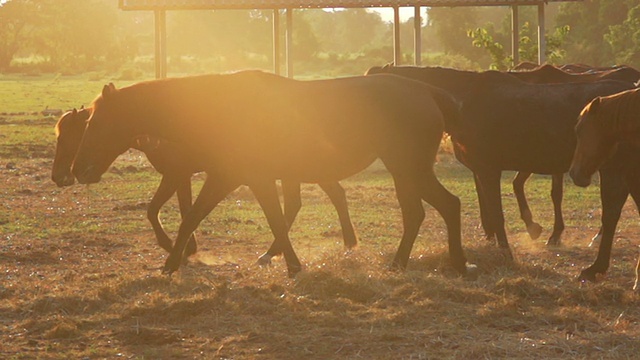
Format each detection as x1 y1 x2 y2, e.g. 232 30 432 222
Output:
0 0 39 70
555 0 632 66
605 4 640 66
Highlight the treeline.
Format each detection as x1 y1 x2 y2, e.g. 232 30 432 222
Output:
1 0 639 76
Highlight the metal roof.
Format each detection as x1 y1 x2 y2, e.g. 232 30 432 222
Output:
120 0 583 10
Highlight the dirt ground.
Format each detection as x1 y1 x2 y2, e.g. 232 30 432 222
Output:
1 115 640 359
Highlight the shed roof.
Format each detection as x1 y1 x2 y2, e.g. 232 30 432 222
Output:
119 0 583 10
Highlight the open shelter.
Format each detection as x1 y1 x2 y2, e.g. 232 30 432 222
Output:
119 0 583 79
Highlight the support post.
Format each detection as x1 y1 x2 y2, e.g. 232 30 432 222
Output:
537 3 546 64
154 10 167 79
414 6 421 66
511 5 519 67
273 9 281 75
286 8 293 78
393 6 401 65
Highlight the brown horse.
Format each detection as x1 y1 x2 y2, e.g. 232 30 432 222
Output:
570 88 640 290
70 71 475 277
571 88 640 184
52 107 359 263
366 65 634 259
506 64 640 246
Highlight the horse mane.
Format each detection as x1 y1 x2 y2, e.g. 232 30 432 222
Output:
54 106 92 137
590 87 640 137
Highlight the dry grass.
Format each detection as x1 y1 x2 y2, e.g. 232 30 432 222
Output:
1 115 640 359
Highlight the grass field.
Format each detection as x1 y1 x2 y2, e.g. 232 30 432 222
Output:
1 75 640 359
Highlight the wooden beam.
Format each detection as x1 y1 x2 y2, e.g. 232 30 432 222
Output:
273 9 281 75
286 8 293 78
414 6 421 66
511 5 519 67
537 3 546 64
154 10 167 79
393 6 401 65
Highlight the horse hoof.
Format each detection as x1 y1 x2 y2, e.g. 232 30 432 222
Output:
257 253 273 267
578 269 598 283
162 257 181 275
287 264 303 278
589 233 602 248
527 223 543 240
500 247 514 262
464 264 479 281
546 235 561 247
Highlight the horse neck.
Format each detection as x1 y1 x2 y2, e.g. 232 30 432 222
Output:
611 89 640 142
398 67 480 98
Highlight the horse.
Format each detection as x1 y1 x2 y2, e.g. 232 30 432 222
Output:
570 88 640 289
366 65 634 259
505 64 640 246
52 106 359 264
70 70 475 278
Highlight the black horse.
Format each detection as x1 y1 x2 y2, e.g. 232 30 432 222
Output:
366 65 634 260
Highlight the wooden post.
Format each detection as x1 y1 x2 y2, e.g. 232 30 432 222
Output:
154 10 167 79
414 6 421 66
286 8 293 78
511 5 519 67
537 3 546 64
393 6 401 65
273 9 281 75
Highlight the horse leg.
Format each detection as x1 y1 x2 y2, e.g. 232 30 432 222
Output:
175 175 197 258
318 181 358 249
513 172 543 240
250 180 303 277
163 176 238 275
635 255 640 292
579 169 627 282
388 174 425 271
589 227 604 248
474 174 496 241
476 170 513 260
257 180 301 264
622 165 640 291
148 175 180 253
546 173 565 246
419 169 472 277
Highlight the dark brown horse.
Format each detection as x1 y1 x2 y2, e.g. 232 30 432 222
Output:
52 106 358 264
505 64 640 246
366 65 634 259
70 71 475 277
570 88 640 290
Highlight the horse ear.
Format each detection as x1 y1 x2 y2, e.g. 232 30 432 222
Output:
80 105 84 110
102 83 117 99
71 108 77 115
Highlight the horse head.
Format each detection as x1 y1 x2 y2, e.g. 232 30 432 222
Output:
569 97 618 187
51 107 91 187
72 83 132 184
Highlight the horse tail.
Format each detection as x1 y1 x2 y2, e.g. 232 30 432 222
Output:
429 86 462 136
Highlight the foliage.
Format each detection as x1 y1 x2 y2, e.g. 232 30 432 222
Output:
468 21 570 70
605 4 640 65
468 26 508 70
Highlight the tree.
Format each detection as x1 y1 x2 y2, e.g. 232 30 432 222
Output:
605 4 640 67
555 0 632 66
0 0 38 70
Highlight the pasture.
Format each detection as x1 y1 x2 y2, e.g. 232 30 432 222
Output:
1 75 640 359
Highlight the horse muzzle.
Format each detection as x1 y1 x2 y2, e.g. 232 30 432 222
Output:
569 168 591 188
52 173 75 187
73 165 102 184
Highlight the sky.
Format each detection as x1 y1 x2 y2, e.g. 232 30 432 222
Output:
369 7 427 23
0 1 423 23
